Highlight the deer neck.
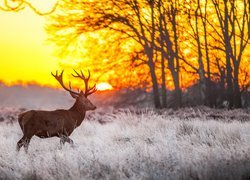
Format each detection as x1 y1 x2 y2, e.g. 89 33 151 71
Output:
69 100 86 126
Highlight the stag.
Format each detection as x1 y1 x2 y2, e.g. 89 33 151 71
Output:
16 70 97 152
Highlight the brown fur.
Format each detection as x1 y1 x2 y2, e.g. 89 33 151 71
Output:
16 95 96 152
16 70 97 152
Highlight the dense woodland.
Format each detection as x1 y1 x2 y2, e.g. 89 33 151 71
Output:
1 0 250 108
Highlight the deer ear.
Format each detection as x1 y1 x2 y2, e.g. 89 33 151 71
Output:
70 92 78 99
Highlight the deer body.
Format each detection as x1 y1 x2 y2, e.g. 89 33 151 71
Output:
16 70 97 152
18 109 85 139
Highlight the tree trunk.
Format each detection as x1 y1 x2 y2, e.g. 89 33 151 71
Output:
224 3 234 108
148 1 161 109
233 67 242 108
172 5 182 108
168 58 181 108
148 59 161 108
161 53 167 107
195 3 206 105
159 15 167 108
225 56 234 108
174 76 182 108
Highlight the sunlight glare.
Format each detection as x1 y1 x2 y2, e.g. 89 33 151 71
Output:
96 82 113 91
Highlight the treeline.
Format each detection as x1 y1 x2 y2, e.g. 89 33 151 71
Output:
47 0 250 109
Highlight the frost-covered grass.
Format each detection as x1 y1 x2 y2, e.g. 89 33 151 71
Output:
0 108 250 180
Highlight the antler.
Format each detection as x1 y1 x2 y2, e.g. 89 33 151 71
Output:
51 70 79 96
72 69 97 97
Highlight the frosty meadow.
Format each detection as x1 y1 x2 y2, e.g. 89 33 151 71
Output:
0 107 250 179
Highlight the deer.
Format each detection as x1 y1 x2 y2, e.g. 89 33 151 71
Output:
16 70 97 152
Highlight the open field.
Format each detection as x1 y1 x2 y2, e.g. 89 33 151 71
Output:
0 107 250 180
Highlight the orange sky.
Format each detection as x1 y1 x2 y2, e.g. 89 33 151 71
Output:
0 1 59 86
0 1 248 91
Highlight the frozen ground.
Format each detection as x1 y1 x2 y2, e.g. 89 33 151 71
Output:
0 107 250 180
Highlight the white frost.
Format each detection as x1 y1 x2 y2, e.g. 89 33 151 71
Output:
0 108 250 179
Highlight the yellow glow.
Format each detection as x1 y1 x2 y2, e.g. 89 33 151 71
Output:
0 0 249 91
96 82 113 91
0 1 59 87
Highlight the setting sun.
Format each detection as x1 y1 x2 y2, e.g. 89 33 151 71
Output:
96 82 113 91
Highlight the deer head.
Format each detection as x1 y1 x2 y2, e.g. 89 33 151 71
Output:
51 70 97 111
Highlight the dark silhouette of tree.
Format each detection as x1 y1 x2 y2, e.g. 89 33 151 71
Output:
155 0 182 108
209 0 249 108
186 0 207 105
182 0 249 108
157 0 167 107
46 0 249 108
48 0 162 108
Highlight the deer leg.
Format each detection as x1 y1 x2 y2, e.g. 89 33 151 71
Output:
59 135 74 147
16 136 25 151
65 137 74 145
23 138 31 153
60 135 67 145
66 137 75 148
16 136 31 152
60 138 66 145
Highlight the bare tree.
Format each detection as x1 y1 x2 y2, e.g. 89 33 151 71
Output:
47 0 162 108
186 0 207 104
156 0 182 108
210 0 250 108
46 0 249 108
157 0 167 107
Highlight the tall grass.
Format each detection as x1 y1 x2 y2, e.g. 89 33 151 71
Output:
0 108 250 179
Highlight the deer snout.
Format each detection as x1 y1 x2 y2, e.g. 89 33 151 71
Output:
92 106 97 110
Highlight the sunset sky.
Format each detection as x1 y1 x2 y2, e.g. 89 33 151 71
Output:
0 1 59 86
0 0 249 92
